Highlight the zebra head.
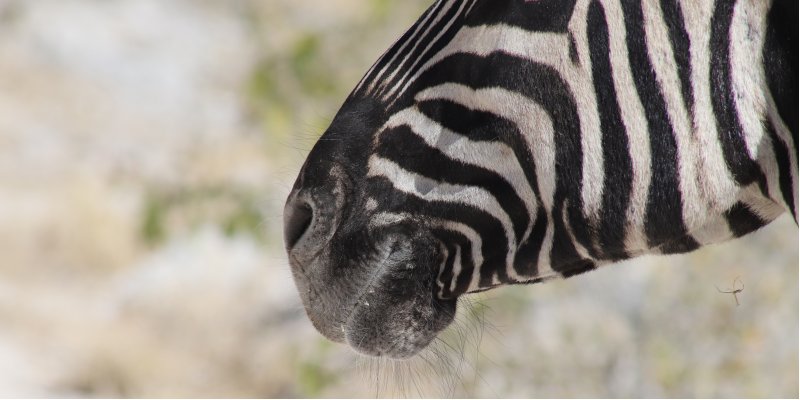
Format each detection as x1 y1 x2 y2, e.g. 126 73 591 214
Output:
284 0 579 359
284 0 796 359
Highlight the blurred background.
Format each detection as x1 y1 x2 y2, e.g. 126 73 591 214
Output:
0 0 796 397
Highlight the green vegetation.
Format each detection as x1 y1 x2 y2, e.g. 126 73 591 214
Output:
245 0 430 159
295 340 338 397
140 186 268 247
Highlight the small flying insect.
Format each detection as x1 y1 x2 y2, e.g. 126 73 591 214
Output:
716 277 745 306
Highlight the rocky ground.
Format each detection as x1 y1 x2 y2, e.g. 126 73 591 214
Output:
0 0 796 397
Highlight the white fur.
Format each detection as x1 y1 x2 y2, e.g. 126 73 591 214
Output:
730 0 771 161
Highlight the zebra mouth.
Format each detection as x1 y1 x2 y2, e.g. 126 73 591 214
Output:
342 285 457 359
340 231 457 359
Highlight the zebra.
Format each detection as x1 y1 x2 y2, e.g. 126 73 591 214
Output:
283 0 797 359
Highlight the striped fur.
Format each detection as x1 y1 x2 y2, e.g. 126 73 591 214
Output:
353 0 796 297
285 0 796 357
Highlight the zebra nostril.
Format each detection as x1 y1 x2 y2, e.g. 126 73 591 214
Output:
284 200 314 249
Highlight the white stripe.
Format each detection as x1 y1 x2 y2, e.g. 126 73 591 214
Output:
536 221 558 279
465 0 478 15
367 210 407 228
729 0 771 161
738 183 786 223
396 24 566 96
728 0 790 222
568 0 606 224
690 214 733 245
562 200 591 260
450 244 462 293
730 0 789 218
436 242 449 298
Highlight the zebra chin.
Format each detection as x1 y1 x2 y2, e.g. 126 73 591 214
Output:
340 229 458 359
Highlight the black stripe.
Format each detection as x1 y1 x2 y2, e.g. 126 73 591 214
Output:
416 99 510 142
417 98 551 277
513 206 548 278
621 0 698 251
368 177 511 288
709 0 770 192
568 32 579 65
763 0 798 143
764 0 798 219
431 228 476 298
768 122 796 219
560 260 597 278
587 0 632 261
376 124 530 241
507 277 547 286
465 0 577 32
660 235 703 254
724 201 768 237
659 0 695 120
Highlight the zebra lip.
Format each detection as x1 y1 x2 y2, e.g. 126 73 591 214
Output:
342 287 457 359
339 235 455 359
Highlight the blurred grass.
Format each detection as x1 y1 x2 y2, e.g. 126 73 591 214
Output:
296 340 339 397
141 186 268 247
244 0 430 160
